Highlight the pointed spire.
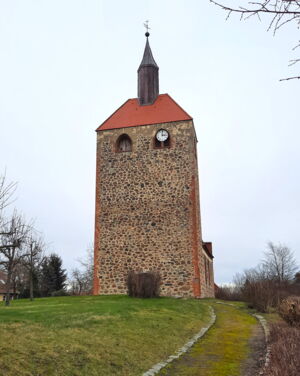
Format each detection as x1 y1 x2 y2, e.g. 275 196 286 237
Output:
138 32 159 105
138 38 158 70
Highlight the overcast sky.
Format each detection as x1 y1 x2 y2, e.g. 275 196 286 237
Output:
0 1 299 284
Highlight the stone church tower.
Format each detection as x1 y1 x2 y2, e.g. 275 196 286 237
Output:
93 33 214 298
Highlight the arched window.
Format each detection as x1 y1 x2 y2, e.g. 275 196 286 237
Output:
154 129 171 149
117 134 132 152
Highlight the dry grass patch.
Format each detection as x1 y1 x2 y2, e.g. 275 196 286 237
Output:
264 322 300 376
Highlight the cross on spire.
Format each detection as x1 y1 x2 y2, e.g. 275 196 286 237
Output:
143 20 150 37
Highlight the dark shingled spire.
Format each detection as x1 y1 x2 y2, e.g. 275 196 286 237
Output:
138 38 158 69
138 34 159 105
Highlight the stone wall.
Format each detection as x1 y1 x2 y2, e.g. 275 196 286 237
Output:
94 120 214 297
200 251 215 298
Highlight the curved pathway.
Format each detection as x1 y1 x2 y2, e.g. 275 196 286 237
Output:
158 302 265 376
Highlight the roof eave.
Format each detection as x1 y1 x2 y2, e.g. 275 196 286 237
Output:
97 118 193 132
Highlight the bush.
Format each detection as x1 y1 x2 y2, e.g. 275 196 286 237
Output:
265 322 300 376
215 285 242 301
242 279 283 312
278 296 300 327
51 289 69 297
234 269 293 312
127 271 161 298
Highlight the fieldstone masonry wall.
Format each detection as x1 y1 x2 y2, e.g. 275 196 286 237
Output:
94 120 214 297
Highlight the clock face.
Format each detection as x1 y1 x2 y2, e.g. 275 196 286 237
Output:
156 129 169 142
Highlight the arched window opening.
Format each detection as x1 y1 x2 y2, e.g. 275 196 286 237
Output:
117 134 132 152
154 129 171 149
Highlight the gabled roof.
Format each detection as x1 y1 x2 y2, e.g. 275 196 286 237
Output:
97 94 193 131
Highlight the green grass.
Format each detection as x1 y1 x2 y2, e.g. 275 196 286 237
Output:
0 295 211 376
160 301 258 376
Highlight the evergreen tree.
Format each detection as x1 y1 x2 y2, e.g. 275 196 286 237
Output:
40 253 67 296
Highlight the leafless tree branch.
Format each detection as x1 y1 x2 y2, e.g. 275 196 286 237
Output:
262 241 298 282
279 74 300 79
69 245 93 295
210 0 300 80
22 233 46 300
0 173 17 213
0 211 32 306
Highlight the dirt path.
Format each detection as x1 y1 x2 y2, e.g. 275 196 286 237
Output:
158 303 265 376
242 322 266 376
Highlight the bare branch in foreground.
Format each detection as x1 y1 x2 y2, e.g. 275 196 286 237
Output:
210 0 300 80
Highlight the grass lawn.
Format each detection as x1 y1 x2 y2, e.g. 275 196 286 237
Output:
0 295 211 376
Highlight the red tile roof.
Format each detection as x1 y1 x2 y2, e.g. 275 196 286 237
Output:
97 94 192 131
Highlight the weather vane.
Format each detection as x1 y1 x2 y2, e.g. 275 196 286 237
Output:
143 20 150 37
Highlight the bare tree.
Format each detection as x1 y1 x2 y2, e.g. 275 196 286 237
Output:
22 234 45 301
210 0 300 80
0 173 17 212
0 212 31 306
233 265 281 311
262 241 298 283
225 242 298 311
11 262 27 297
69 245 93 295
70 268 86 295
77 245 93 293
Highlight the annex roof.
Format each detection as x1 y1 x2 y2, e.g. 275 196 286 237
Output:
97 94 193 131
203 242 214 259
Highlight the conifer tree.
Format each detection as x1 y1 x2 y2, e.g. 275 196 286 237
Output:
40 253 67 296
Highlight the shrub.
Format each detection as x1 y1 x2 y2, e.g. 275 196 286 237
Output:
278 296 300 327
242 279 282 312
215 285 242 301
234 268 292 312
264 322 300 376
127 271 161 298
51 289 69 297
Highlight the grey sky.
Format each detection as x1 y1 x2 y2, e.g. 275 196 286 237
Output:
0 0 299 284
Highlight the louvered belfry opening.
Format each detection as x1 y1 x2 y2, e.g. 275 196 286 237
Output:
154 137 170 149
138 35 159 105
117 134 132 152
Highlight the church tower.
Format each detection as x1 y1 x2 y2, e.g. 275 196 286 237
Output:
93 32 214 298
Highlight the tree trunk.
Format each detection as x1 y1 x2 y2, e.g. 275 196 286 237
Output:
29 268 34 301
12 275 16 294
5 268 12 307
